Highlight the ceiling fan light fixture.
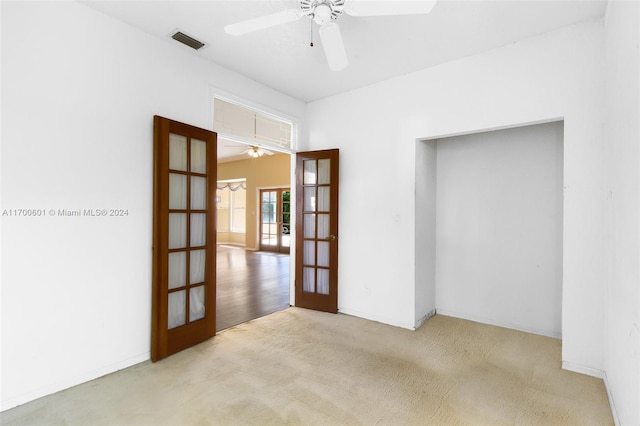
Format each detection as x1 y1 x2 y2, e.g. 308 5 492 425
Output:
313 4 333 25
301 0 345 23
247 147 264 158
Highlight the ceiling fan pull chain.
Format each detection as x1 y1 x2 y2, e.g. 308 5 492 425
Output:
309 18 314 47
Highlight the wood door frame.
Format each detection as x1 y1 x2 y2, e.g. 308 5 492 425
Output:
151 116 217 362
294 149 339 313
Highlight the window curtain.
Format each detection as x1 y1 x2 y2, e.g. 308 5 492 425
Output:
217 182 246 191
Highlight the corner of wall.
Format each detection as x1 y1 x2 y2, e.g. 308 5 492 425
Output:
562 361 604 379
603 371 622 426
414 309 436 330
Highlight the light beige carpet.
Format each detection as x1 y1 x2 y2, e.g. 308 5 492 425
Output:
1 308 613 425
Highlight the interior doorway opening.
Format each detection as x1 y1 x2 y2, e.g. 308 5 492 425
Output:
213 96 296 331
215 152 292 331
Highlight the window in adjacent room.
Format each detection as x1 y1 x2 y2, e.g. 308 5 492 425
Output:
216 179 246 233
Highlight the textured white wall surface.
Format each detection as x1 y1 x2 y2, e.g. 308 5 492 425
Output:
2 0 638 421
434 122 564 338
306 21 605 373
603 1 640 424
1 1 304 410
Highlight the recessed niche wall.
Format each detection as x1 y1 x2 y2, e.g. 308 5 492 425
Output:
416 121 564 337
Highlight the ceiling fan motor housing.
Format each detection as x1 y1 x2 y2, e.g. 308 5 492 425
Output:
300 0 345 25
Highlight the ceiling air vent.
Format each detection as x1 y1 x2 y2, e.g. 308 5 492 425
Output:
171 31 205 50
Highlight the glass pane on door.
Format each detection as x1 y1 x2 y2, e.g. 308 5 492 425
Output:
168 252 186 290
190 213 206 247
303 268 315 293
281 190 291 248
304 187 316 211
190 249 206 284
304 160 317 184
304 214 316 238
191 177 206 210
191 139 207 174
169 174 187 209
167 133 209 329
317 269 329 295
318 187 330 211
317 242 330 267
169 213 187 249
318 159 330 184
261 190 277 248
189 286 206 322
317 214 329 239
168 290 186 329
169 134 187 171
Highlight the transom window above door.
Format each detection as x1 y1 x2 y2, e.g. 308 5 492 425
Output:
213 98 293 150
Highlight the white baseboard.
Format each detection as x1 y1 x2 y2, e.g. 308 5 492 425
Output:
337 307 415 330
436 308 562 339
217 243 246 248
0 352 149 412
562 361 604 379
602 370 621 426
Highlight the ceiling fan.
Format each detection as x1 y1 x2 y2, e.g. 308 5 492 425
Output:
245 146 275 158
226 144 275 158
224 0 437 71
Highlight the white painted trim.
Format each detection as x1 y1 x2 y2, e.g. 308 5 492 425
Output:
602 370 621 426
0 353 149 412
216 242 247 248
436 308 563 339
217 132 294 155
418 117 565 142
337 307 415 331
562 361 604 379
208 86 300 124
288 155 297 307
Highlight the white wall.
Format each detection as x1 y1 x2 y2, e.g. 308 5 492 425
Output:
4 1 637 419
305 20 606 373
414 140 437 326
603 1 640 424
434 122 564 338
0 1 305 410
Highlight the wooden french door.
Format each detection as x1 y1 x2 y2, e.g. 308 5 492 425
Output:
295 149 339 313
260 188 291 253
151 116 217 361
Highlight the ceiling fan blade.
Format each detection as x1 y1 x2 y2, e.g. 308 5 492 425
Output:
225 8 302 36
319 22 348 71
345 0 437 17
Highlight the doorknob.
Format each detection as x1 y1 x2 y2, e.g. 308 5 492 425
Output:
327 235 337 241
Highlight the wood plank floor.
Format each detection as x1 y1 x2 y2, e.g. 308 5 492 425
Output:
216 245 290 331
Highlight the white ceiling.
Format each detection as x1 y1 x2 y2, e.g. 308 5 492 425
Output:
81 0 607 161
83 0 607 103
